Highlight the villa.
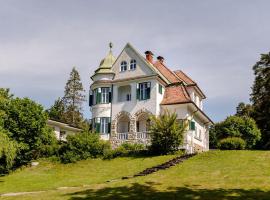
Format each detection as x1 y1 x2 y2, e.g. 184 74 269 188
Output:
89 43 213 153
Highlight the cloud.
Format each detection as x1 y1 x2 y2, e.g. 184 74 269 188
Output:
0 0 269 122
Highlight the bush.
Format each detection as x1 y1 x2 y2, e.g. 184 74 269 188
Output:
2 97 57 166
103 143 146 159
218 137 246 150
60 132 110 163
149 110 186 154
0 129 18 174
210 116 261 149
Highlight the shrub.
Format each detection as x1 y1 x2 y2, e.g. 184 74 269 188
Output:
149 109 186 154
2 97 57 166
103 143 146 159
218 137 246 150
60 132 110 163
210 116 261 149
0 129 18 174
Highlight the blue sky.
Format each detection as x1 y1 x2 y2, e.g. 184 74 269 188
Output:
0 0 269 122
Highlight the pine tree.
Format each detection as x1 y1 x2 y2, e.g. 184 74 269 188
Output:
251 52 270 149
63 67 85 127
47 97 65 122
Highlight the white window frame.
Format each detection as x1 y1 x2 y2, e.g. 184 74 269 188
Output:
100 117 109 134
101 87 109 103
120 61 127 72
138 82 150 100
130 59 136 70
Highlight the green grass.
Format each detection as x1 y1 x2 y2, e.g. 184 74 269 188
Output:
0 155 175 194
1 151 270 200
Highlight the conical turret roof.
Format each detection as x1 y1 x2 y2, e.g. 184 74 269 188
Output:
94 50 115 74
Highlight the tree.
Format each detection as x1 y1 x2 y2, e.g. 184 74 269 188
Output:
0 88 13 127
0 129 17 174
210 116 261 149
2 97 56 165
235 102 254 118
251 52 270 149
63 67 85 127
47 97 65 122
149 110 186 154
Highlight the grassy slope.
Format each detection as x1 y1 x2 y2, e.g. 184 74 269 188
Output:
0 155 175 194
2 151 270 200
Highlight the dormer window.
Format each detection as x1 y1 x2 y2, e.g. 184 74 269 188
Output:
130 59 136 70
120 61 127 72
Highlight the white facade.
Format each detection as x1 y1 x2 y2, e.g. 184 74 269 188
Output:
89 43 213 153
47 120 82 141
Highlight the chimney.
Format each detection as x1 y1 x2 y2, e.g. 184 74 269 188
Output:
145 51 154 64
157 56 164 63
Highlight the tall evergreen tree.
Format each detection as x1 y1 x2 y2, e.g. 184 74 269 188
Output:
251 52 270 149
63 67 85 127
235 102 254 118
47 97 65 122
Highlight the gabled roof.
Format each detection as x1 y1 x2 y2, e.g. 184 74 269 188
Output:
153 61 180 83
112 43 171 84
174 70 196 85
161 83 191 105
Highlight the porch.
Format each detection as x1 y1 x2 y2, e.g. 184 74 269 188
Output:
110 110 152 147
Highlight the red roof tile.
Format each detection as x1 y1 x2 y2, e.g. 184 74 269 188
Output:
153 61 180 83
174 70 196 85
160 84 191 105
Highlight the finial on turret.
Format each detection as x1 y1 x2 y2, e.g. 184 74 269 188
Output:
109 42 113 51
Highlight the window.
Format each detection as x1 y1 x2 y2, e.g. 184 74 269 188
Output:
93 89 97 105
189 121 195 131
120 61 127 72
91 87 111 105
60 130 66 140
100 117 110 134
159 84 163 94
94 117 111 134
101 87 110 103
126 93 131 101
130 59 136 70
137 82 151 100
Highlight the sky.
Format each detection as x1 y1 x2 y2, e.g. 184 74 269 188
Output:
0 0 269 122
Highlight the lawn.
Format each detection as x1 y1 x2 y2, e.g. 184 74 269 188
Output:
0 155 175 194
1 151 270 200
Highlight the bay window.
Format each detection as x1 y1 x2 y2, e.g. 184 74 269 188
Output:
93 117 111 134
89 87 111 106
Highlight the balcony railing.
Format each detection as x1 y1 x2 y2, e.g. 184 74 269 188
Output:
115 132 150 141
136 131 150 140
117 132 129 140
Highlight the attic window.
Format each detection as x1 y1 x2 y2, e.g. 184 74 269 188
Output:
120 61 127 72
130 59 136 70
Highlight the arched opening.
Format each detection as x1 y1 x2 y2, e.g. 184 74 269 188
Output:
136 112 150 132
117 113 130 133
136 112 151 140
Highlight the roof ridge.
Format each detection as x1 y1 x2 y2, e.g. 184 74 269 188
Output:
174 70 196 85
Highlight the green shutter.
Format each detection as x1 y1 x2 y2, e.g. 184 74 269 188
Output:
97 88 101 104
159 84 163 94
189 121 195 131
96 123 100 133
108 122 111 134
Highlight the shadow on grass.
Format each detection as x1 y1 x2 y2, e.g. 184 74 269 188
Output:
66 182 270 200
